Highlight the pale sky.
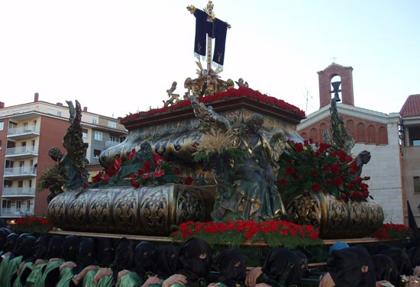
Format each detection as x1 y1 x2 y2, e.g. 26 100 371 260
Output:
0 0 419 119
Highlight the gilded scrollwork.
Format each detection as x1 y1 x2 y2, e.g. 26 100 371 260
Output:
287 192 384 239
48 184 214 235
139 186 168 235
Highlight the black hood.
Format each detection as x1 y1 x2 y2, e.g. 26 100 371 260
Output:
77 237 96 267
14 234 36 260
62 235 80 262
31 235 50 261
96 238 114 267
328 246 376 287
3 233 18 253
216 248 246 287
260 248 301 286
156 245 179 278
0 227 11 250
47 235 64 259
134 241 157 277
178 238 212 283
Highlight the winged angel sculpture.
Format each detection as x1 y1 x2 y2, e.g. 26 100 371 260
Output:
190 96 287 220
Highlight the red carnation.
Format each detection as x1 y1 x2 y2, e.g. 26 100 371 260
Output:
154 168 165 178
311 183 321 192
294 143 304 152
286 167 296 175
333 177 343 187
153 153 164 166
143 160 151 173
127 149 136 160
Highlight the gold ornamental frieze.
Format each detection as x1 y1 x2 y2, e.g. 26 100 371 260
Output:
287 192 384 239
48 184 215 235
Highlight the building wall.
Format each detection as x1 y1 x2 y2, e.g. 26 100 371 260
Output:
351 116 404 223
35 116 69 215
402 146 420 224
299 115 388 145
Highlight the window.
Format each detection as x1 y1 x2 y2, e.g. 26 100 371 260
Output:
108 121 117 128
92 117 98 124
57 111 62 117
16 200 21 209
9 122 17 129
82 129 88 140
18 180 23 188
26 200 31 210
4 180 12 187
29 180 32 188
0 121 3 130
2 200 11 209
93 149 102 158
94 131 103 141
414 176 420 193
32 140 35 147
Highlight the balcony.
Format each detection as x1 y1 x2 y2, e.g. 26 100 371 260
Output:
2 187 36 198
0 208 34 218
4 167 37 178
7 125 40 140
5 146 38 159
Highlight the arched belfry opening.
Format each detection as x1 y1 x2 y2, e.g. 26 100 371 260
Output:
330 74 342 102
318 63 354 108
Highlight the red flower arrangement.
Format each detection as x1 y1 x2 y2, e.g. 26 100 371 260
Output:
278 141 371 204
10 216 51 234
121 87 305 124
90 143 191 188
172 220 320 248
373 224 411 240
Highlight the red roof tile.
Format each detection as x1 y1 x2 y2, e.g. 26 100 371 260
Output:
400 94 420 117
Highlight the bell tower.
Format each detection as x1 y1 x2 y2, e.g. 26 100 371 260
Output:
318 63 354 108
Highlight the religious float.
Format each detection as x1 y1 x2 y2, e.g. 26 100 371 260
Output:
43 1 390 245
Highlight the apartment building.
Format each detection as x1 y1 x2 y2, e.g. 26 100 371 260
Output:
0 93 127 218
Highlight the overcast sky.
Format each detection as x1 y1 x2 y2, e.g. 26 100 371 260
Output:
0 0 419 118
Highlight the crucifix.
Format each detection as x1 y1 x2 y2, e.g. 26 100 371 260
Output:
187 1 231 73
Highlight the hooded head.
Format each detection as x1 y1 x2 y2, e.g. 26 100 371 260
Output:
215 248 246 287
260 247 301 286
178 238 212 282
0 227 11 250
77 237 96 267
95 238 114 267
328 246 376 287
3 233 18 253
372 254 398 286
14 233 36 260
47 235 64 259
134 241 157 277
156 245 179 278
31 235 50 261
113 238 134 273
62 235 80 262
380 247 412 278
